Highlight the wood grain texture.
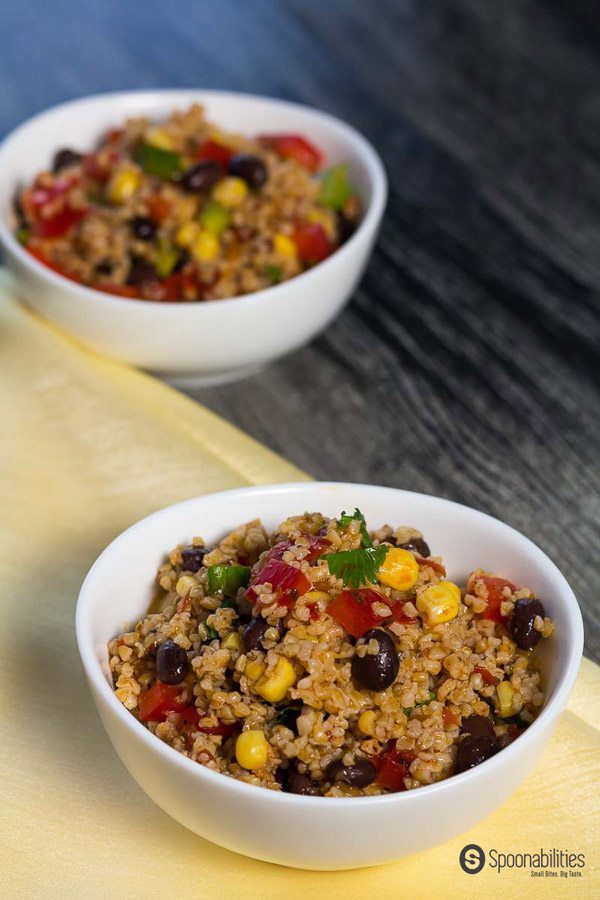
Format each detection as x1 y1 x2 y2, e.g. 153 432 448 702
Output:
1 0 598 659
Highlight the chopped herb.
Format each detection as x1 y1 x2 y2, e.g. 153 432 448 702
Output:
404 690 436 715
132 142 182 180
322 545 388 589
264 264 282 284
207 564 251 597
204 625 219 642
16 226 30 245
269 704 302 729
338 508 372 548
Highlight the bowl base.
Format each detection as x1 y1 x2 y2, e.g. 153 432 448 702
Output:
156 363 266 389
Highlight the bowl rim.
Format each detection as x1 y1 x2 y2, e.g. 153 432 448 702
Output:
76 481 584 808
0 89 387 312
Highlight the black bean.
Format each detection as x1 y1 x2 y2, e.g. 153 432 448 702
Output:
126 258 156 286
285 768 322 796
398 537 431 557
173 248 190 273
180 545 210 572
228 153 268 189
326 757 377 788
455 735 498 773
52 148 83 173
156 639 189 685
130 216 157 241
95 259 113 275
351 628 399 691
510 597 545 650
336 211 355 244
460 714 496 742
242 617 270 651
180 160 222 193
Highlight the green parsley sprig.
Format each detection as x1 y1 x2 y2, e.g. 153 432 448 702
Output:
338 508 372 548
322 545 388 589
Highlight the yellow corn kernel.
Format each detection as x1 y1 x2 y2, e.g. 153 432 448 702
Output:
255 657 296 703
273 233 298 258
235 729 269 770
222 632 242 652
147 128 176 150
416 581 461 626
496 680 515 717
175 575 197 597
212 176 248 208
174 195 198 224
378 547 420 592
244 659 266 681
358 710 376 736
190 229 220 263
108 167 141 204
175 221 199 248
304 590 331 603
306 207 335 238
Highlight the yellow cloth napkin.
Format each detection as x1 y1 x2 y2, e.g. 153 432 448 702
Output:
0 278 598 898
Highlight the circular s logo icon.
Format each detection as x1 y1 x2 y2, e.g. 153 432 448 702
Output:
459 844 486 874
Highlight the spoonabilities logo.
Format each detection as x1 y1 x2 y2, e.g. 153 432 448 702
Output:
460 844 486 874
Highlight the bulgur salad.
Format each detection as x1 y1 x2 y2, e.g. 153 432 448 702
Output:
109 509 554 797
14 104 360 302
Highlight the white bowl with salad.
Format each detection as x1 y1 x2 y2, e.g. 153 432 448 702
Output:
0 90 387 385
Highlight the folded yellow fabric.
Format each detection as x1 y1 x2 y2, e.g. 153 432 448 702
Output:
0 280 598 898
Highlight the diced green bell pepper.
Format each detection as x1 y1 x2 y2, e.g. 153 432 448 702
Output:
133 143 182 180
318 164 353 210
207 564 251 597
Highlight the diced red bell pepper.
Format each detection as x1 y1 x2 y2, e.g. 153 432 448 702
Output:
292 223 334 264
105 127 124 144
175 706 238 741
416 556 447 576
195 140 232 168
246 558 310 608
198 721 238 738
83 150 119 184
470 575 517 623
34 205 88 239
258 134 323 171
375 745 415 792
388 601 417 625
147 194 172 223
442 708 459 728
327 588 388 638
305 535 331 563
138 682 186 722
473 665 498 686
307 602 320 621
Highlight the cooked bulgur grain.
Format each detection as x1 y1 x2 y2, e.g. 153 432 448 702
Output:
109 508 553 796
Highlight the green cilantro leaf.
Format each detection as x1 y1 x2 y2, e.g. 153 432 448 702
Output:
338 508 372 548
204 625 219 642
322 545 388 588
404 690 436 715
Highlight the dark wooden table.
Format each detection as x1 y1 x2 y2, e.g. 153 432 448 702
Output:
2 0 598 661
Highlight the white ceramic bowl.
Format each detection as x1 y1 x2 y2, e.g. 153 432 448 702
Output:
76 482 583 870
0 91 386 385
